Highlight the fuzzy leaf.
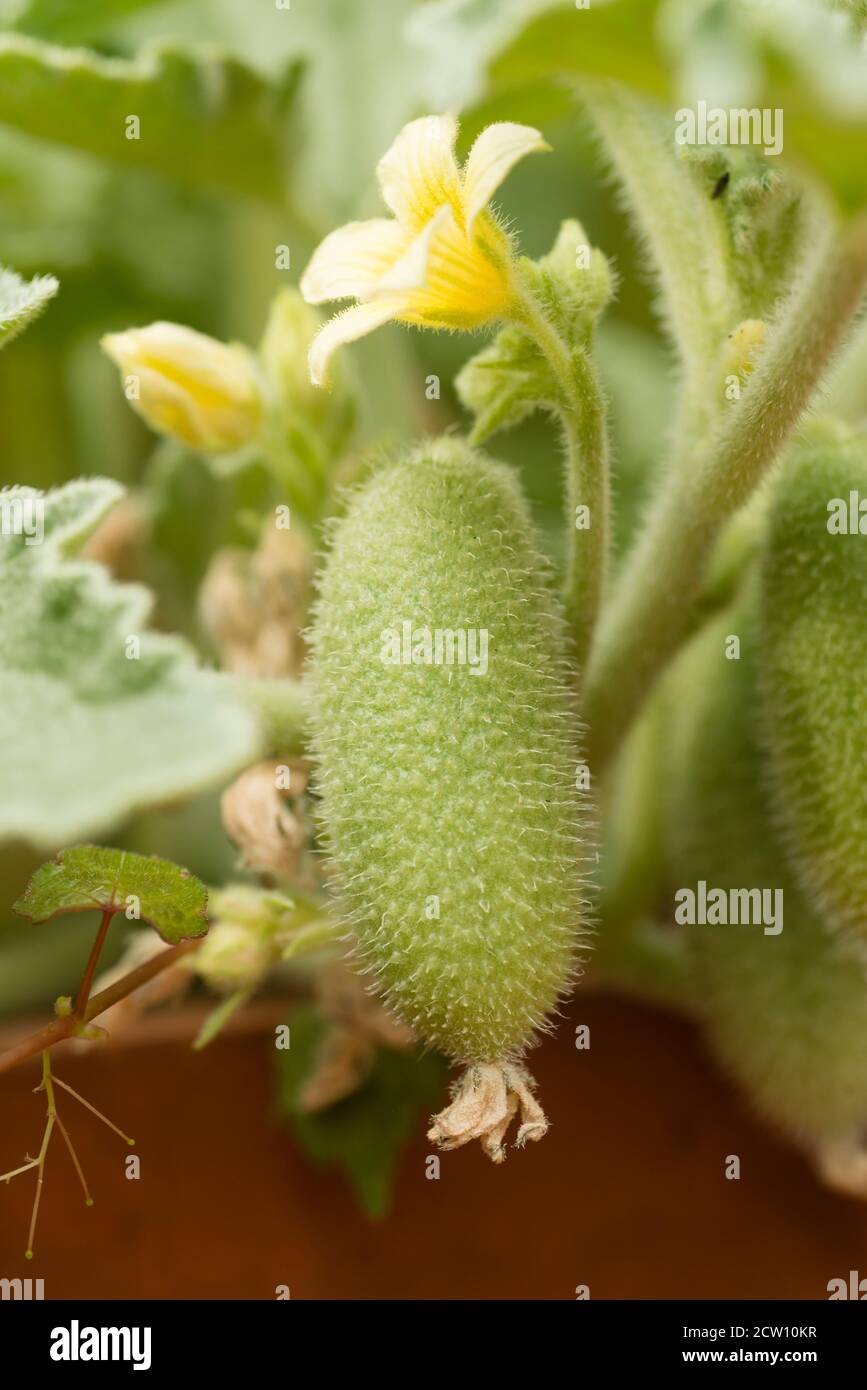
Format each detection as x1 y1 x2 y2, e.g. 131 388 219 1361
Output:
0 263 58 348
406 0 559 108
276 1006 446 1219
518 219 614 344
9 0 167 41
13 845 209 944
274 0 421 221
760 430 867 947
457 221 612 445
0 35 303 202
0 478 261 849
455 325 556 444
489 0 867 210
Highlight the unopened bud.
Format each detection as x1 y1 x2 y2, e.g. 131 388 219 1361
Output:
101 321 263 453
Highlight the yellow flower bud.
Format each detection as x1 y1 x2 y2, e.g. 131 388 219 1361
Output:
723 318 767 381
191 919 274 992
101 321 263 453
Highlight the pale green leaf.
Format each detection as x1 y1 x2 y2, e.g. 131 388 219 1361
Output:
406 0 561 108
273 0 423 220
0 35 303 202
0 263 58 348
489 0 667 101
0 478 261 849
13 845 209 944
456 326 557 444
8 0 168 42
487 0 867 209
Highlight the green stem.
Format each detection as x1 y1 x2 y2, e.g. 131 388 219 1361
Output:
584 212 867 772
515 291 610 672
25 1051 56 1258
562 352 609 673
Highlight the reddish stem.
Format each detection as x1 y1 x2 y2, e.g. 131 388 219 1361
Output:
74 908 115 1020
0 938 202 1078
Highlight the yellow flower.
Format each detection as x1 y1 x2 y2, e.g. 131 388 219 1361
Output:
101 321 263 453
300 115 549 386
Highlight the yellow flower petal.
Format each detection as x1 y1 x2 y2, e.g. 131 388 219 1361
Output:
462 122 550 231
301 115 552 384
376 205 452 293
395 205 514 327
309 297 407 388
300 219 409 304
376 114 462 231
101 322 262 453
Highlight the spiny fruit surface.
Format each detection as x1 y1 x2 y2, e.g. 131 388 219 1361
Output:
665 597 867 1144
760 430 867 948
309 438 588 1064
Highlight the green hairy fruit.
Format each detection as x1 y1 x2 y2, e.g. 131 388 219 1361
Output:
308 439 588 1155
665 601 867 1193
761 429 867 948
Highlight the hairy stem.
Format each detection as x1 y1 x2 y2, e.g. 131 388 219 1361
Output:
560 352 610 673
584 212 867 771
515 292 610 671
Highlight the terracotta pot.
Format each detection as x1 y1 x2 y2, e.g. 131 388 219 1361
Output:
1 993 865 1299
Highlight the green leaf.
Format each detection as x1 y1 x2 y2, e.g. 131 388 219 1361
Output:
278 0 424 220
489 0 668 101
276 1006 446 1218
13 845 209 944
0 263 58 348
0 35 303 203
406 0 560 108
9 0 168 42
457 221 613 444
0 478 261 849
487 0 867 210
456 325 557 444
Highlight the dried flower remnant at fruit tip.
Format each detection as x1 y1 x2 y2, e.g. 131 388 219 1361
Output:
427 1064 548 1163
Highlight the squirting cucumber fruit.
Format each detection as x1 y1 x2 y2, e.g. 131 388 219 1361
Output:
760 430 867 952
308 438 589 1159
665 595 867 1197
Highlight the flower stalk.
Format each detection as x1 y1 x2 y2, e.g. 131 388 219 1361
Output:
514 285 610 670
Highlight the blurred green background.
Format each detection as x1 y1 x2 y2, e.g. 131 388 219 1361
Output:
1 0 865 1014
